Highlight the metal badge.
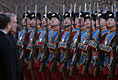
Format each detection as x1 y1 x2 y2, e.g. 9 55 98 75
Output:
40 38 42 42
105 41 107 45
62 39 64 42
74 39 77 43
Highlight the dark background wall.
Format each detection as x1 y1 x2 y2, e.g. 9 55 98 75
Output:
0 0 117 21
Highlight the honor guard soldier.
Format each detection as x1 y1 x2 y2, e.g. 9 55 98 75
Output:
35 13 53 80
59 11 77 80
25 12 44 80
47 13 64 80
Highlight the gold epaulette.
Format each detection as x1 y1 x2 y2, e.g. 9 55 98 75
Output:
37 26 42 30
101 26 107 31
81 26 87 32
109 28 115 33
23 25 32 30
48 26 52 30
65 27 71 32
75 25 79 29
53 27 59 32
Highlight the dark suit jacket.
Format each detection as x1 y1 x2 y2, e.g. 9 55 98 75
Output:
0 31 14 80
8 32 24 80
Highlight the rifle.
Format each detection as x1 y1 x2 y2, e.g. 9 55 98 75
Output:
29 5 39 80
82 4 93 75
40 5 49 72
60 4 73 73
69 5 82 76
20 6 29 65
50 8 62 72
108 3 118 78
93 3 102 76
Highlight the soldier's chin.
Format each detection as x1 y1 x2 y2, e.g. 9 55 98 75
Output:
42 24 46 26
64 24 70 26
86 25 90 27
31 24 36 27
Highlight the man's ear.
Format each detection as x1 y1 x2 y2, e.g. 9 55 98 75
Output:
58 20 60 24
72 20 75 25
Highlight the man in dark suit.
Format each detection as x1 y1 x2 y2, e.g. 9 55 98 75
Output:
5 13 24 80
0 14 14 80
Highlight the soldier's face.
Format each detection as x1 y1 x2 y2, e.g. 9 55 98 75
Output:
22 18 30 26
75 17 85 27
85 19 95 28
42 18 51 27
96 18 106 27
85 19 91 27
107 18 115 27
51 17 60 26
64 17 71 27
75 17 79 25
9 16 17 32
30 18 41 26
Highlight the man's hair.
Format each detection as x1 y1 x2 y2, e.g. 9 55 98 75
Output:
5 13 16 18
0 13 10 29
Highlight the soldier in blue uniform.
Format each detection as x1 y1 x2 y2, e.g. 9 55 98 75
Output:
59 12 77 80
25 12 43 80
47 13 64 80
100 11 118 80
35 13 52 80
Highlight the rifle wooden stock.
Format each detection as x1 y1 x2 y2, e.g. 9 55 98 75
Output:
50 34 61 72
93 16 102 77
82 15 93 75
82 47 92 75
40 46 49 72
93 47 101 77
40 26 49 72
108 43 117 78
60 58 68 73
60 33 72 73
69 18 82 76
20 28 29 68
69 48 81 76
50 49 60 72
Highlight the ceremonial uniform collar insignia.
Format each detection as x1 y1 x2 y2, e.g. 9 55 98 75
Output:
101 26 107 31
44 28 47 31
65 27 71 31
75 25 79 29
81 26 87 32
53 27 59 32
